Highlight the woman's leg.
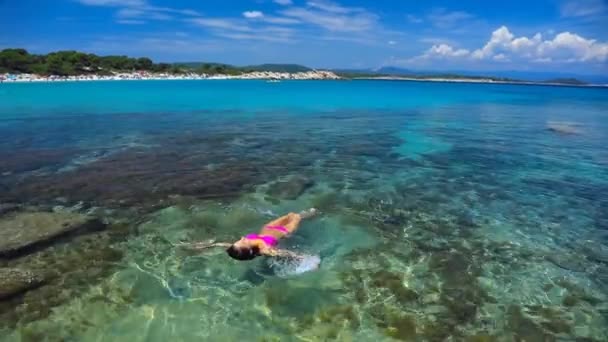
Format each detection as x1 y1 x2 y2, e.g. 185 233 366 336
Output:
283 213 302 233
265 209 316 233
265 213 293 228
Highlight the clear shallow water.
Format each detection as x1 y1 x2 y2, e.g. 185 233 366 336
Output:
0 80 607 341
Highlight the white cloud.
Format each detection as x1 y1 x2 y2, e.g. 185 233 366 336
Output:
306 1 359 14
116 19 146 25
561 0 606 18
261 16 301 24
471 26 515 59
214 32 291 43
470 26 608 63
242 10 300 24
189 18 252 32
281 2 378 32
117 8 172 20
493 53 509 62
427 8 474 28
406 14 423 24
76 0 200 24
213 25 295 43
155 7 200 16
274 0 293 5
243 11 264 19
188 18 296 43
424 44 470 58
538 31 608 62
411 26 608 66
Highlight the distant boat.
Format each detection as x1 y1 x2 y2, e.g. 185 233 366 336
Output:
267 79 281 83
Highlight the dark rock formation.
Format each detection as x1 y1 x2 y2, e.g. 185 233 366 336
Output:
0 211 105 257
0 203 20 216
545 253 589 272
0 268 45 300
267 175 314 200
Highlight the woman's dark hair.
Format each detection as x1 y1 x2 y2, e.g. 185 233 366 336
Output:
226 245 260 261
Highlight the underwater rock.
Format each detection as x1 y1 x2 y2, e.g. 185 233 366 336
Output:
0 268 45 300
339 141 388 157
6 149 257 208
546 121 582 135
0 149 79 174
562 294 579 307
546 253 589 272
370 307 418 341
369 270 419 304
264 280 338 317
507 305 554 341
316 305 360 330
578 241 608 264
591 266 608 290
0 203 20 216
0 229 124 326
526 305 573 335
466 334 497 342
428 248 496 326
0 211 105 257
266 175 314 200
554 278 602 306
310 192 340 212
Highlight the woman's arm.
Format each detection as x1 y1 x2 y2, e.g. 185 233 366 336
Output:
177 240 232 250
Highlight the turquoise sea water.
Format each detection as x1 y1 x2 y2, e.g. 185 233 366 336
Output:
1 80 607 341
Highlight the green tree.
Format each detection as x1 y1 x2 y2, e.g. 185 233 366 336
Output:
136 57 153 70
153 63 171 72
46 52 75 76
0 48 200 75
0 48 32 73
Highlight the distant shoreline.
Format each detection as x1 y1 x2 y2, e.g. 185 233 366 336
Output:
0 70 340 83
1 73 607 89
355 76 608 88
2 49 605 88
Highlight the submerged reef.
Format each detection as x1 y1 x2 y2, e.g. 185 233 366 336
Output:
0 268 45 300
0 108 607 340
546 121 582 135
0 211 105 257
0 206 130 328
0 113 404 213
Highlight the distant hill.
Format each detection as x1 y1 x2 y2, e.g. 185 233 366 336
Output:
371 67 607 84
174 62 312 74
543 78 587 85
174 62 233 69
372 66 418 75
334 67 519 82
333 66 603 85
243 64 312 73
469 70 606 84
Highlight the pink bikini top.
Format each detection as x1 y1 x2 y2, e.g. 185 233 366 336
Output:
244 225 289 247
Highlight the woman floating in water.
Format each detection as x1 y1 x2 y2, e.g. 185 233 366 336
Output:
183 208 318 261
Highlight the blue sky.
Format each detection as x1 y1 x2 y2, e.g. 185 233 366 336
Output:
1 0 607 74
